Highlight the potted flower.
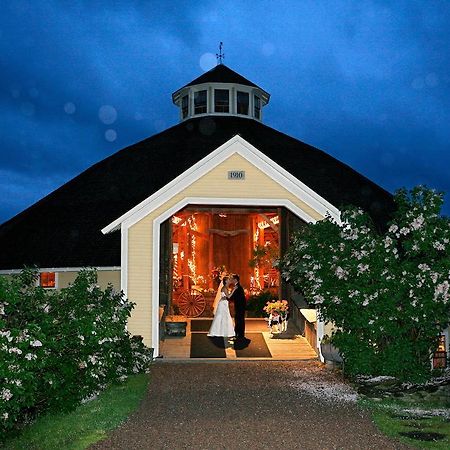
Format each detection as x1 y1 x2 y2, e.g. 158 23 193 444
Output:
263 300 289 335
164 304 187 337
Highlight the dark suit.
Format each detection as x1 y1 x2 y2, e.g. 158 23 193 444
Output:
229 284 246 338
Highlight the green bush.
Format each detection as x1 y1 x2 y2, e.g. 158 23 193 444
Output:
0 268 153 436
279 186 450 382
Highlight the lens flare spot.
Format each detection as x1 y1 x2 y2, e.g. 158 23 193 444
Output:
105 129 117 142
98 105 117 124
199 53 216 71
64 102 76 114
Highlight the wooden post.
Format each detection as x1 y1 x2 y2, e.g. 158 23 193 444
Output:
208 213 214 289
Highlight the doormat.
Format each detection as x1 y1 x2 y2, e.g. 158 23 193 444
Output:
235 333 272 358
190 319 213 332
190 333 227 358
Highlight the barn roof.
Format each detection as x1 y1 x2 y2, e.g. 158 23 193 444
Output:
181 64 262 90
0 116 395 270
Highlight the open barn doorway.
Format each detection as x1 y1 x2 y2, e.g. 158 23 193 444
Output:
166 206 282 318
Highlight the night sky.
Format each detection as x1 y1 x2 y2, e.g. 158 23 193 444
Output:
1 1 450 224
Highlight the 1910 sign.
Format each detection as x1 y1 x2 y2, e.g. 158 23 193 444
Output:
228 170 245 180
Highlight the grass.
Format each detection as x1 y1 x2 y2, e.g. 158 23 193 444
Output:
361 398 450 449
3 373 150 450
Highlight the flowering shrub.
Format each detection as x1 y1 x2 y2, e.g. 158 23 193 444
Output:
0 269 153 435
279 186 450 381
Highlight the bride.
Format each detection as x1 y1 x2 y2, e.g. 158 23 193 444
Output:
207 276 235 338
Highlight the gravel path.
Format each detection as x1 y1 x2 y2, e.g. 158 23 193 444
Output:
91 361 410 450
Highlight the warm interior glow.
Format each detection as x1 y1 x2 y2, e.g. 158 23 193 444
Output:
170 208 280 316
40 272 56 288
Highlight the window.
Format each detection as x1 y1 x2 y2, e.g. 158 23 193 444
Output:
194 90 207 114
254 95 261 119
181 95 189 118
237 91 249 115
214 89 229 113
40 272 56 289
433 335 447 368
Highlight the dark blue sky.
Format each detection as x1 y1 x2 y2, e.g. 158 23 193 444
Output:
1 0 450 223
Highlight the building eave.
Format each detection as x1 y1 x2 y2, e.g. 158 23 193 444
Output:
101 134 341 235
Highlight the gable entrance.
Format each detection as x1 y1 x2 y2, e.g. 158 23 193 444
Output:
161 205 283 319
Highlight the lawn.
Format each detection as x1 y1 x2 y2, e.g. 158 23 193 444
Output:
3 373 150 450
362 398 450 449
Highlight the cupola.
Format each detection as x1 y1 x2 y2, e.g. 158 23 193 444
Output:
172 64 270 122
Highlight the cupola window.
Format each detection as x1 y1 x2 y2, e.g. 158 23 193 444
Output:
194 90 207 114
254 95 261 120
237 91 249 115
214 89 229 113
181 95 189 119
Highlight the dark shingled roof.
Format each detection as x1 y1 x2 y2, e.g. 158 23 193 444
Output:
181 64 264 91
0 116 395 270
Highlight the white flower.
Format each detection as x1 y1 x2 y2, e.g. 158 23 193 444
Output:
335 266 348 279
2 412 8 420
30 340 42 347
434 281 450 302
313 295 325 304
362 299 369 307
388 224 398 233
0 304 4 315
433 241 445 251
1 388 12 401
0 330 13 342
368 319 374 325
384 236 393 248
400 227 410 235
25 353 37 361
418 263 430 272
410 215 425 230
357 263 369 274
8 347 22 355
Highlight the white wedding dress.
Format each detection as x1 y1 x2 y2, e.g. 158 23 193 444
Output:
208 289 235 338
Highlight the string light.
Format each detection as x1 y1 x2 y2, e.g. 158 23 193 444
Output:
257 215 279 229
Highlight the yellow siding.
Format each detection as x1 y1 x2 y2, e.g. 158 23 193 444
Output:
1 271 120 290
58 270 121 290
127 152 325 347
127 222 153 345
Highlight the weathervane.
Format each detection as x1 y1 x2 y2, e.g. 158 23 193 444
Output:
216 42 225 65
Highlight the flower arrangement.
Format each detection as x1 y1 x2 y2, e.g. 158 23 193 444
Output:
210 265 227 284
263 299 289 316
263 300 289 334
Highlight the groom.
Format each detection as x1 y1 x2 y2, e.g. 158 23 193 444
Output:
229 274 246 339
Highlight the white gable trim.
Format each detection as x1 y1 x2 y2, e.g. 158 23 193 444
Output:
102 135 341 235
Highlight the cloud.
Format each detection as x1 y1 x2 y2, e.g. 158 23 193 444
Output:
1 0 449 222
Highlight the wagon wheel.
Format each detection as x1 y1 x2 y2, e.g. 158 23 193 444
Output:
177 289 206 317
